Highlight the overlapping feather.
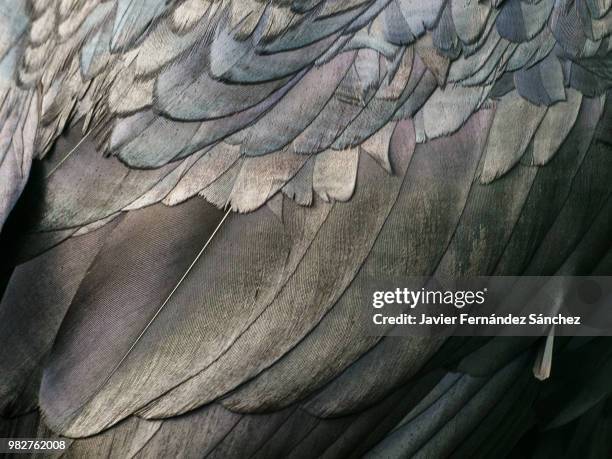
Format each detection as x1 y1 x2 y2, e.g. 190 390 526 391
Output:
1 0 612 457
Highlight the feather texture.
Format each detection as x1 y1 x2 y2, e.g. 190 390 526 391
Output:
1 1 612 457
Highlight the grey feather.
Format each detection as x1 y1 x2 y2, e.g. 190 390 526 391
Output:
110 0 166 52
480 90 547 183
1 1 612 457
0 220 118 415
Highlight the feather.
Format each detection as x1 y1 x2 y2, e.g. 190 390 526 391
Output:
110 0 167 52
61 416 162 458
259 3 363 54
2 1 612 456
337 56 430 148
556 193 612 276
480 90 547 183
494 95 605 275
514 53 566 106
131 16 213 78
257 111 492 419
400 358 533 458
145 123 415 418
154 37 294 120
228 150 309 212
360 121 396 173
293 48 412 155
367 358 529 458
170 0 211 33
524 138 612 276
395 0 445 38
436 156 539 279
541 339 612 429
432 3 460 58
533 329 556 380
313 148 359 202
415 33 450 87
0 0 28 59
551 0 588 57
0 220 118 415
530 89 582 165
198 159 244 208
506 29 556 72
447 365 538 458
114 70 305 167
108 66 154 115
40 199 230 435
0 92 37 232
282 157 314 206
586 0 612 19
420 83 489 140
28 4 55 46
234 52 356 156
34 125 183 230
447 29 503 83
162 143 240 207
382 0 415 45
451 0 492 45
79 6 114 79
496 0 554 43
209 24 338 84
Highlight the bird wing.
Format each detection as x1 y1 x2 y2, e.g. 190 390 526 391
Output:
0 0 36 231
1 0 612 457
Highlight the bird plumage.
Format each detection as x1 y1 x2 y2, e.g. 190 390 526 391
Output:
0 0 611 457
